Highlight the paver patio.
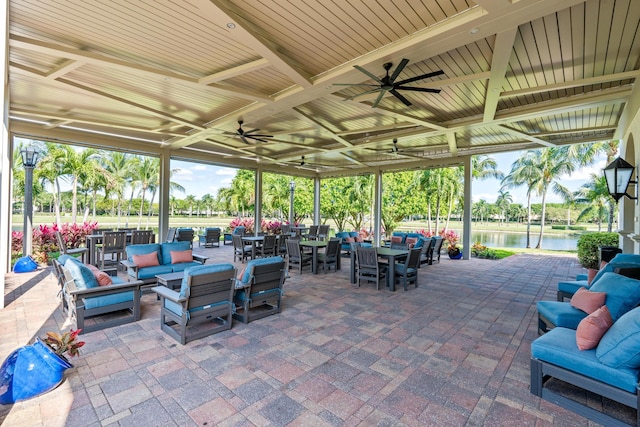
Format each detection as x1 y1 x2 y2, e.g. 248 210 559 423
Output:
0 245 624 426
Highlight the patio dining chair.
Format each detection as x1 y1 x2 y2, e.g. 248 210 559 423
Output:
286 239 312 274
232 234 252 263
394 248 421 291
98 231 127 270
305 225 319 240
317 224 330 241
356 246 386 290
130 229 155 245
317 238 340 273
258 234 277 258
55 231 88 264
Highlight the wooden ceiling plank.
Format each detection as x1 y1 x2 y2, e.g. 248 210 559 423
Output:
483 28 518 122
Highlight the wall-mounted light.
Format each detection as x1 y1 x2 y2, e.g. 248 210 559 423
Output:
604 157 638 202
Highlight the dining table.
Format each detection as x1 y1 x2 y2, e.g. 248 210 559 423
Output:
299 240 341 274
349 246 408 291
242 235 265 260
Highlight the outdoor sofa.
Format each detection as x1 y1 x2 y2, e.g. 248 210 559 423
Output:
122 241 208 285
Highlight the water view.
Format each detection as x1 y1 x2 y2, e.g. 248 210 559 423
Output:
469 231 579 251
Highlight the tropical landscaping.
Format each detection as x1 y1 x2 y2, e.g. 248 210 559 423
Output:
11 139 620 262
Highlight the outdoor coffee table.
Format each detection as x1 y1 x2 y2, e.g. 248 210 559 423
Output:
155 271 184 291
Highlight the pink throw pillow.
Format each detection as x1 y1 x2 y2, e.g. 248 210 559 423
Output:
345 237 355 243
391 236 403 244
570 287 606 314
132 251 160 268
576 305 613 350
85 264 113 286
406 237 418 248
170 250 193 264
355 236 363 242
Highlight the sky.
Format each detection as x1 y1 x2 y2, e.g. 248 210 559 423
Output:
170 150 609 206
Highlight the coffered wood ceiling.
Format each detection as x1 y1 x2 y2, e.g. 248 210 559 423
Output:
7 0 640 177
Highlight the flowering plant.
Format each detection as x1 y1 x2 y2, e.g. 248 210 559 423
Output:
43 329 85 358
229 217 254 234
442 229 460 251
263 220 282 234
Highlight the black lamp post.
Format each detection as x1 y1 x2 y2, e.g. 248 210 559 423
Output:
20 144 41 257
289 180 295 225
603 157 637 202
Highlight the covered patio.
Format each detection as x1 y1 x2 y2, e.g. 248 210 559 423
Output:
2 246 627 426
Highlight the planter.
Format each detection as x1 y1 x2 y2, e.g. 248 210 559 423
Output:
0 338 73 404
448 248 463 259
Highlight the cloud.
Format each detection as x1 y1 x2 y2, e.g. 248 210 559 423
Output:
216 168 237 176
173 168 193 181
192 164 207 171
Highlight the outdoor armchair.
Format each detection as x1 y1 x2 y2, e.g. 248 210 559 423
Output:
198 227 221 248
233 257 286 324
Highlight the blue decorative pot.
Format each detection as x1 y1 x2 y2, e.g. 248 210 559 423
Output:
0 338 72 404
448 249 463 259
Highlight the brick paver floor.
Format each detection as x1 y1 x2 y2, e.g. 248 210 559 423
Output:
0 245 621 426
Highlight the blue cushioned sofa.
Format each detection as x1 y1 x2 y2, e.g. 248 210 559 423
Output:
335 231 360 253
122 241 208 285
56 255 143 334
531 306 640 426
537 272 640 334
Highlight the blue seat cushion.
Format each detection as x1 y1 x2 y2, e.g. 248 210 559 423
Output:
238 257 284 286
160 241 192 265
58 254 81 266
531 327 640 393
576 273 588 281
537 301 587 330
179 263 235 298
170 261 204 273
125 244 161 264
131 265 174 280
63 258 99 290
557 280 588 295
84 291 134 310
590 272 640 320
597 307 640 369
413 237 425 249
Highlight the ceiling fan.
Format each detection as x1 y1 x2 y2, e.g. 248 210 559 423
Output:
231 120 273 144
335 58 444 107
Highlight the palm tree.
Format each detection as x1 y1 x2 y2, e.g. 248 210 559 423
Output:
133 157 159 228
103 151 135 228
472 155 503 180
575 174 613 232
495 190 513 226
501 152 540 248
185 195 197 217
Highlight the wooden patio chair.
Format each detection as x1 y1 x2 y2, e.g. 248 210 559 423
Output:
233 257 286 324
258 234 277 258
130 229 155 245
55 231 88 264
394 248 421 291
175 228 195 248
152 264 236 344
98 231 127 270
232 234 252 263
317 238 340 273
356 246 386 290
317 224 330 241
198 228 221 248
285 239 312 274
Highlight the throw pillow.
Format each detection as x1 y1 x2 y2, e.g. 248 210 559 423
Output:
345 237 355 243
391 236 403 244
596 306 640 368
355 236 363 242
576 305 613 350
132 251 160 268
570 287 606 314
85 264 113 286
171 250 193 264
406 237 418 248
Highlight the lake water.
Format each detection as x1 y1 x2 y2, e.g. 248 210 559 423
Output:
469 231 579 251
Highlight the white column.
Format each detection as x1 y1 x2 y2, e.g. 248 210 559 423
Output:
374 169 382 247
463 156 472 260
1 0 10 302
314 176 320 224
158 150 170 241
255 169 262 235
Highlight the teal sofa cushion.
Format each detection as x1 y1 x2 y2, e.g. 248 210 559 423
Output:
537 301 586 330
125 244 161 264
63 257 99 290
531 327 640 393
557 280 589 295
178 263 235 299
591 254 640 285
238 256 284 286
131 264 173 280
170 261 203 273
597 307 640 369
84 291 134 310
160 241 192 265
590 272 640 320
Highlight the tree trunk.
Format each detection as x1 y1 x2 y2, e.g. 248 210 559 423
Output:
526 192 532 249
535 190 548 249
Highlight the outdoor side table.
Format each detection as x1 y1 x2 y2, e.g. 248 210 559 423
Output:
155 271 184 291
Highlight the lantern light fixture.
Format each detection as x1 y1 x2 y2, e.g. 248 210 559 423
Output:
603 156 638 202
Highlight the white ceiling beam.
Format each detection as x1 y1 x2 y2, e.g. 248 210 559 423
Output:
484 28 518 122
198 58 270 85
495 125 556 147
45 59 84 80
447 132 458 156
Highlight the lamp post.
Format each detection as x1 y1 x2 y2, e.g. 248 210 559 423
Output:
289 180 295 225
20 144 41 257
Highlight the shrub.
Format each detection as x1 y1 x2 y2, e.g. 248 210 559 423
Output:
576 232 619 269
551 225 567 230
568 225 587 231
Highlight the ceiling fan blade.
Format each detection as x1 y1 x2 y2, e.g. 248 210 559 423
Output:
245 128 260 134
251 137 270 143
395 69 445 86
247 133 273 138
390 89 412 106
395 86 441 93
240 135 251 144
343 88 382 101
389 58 410 83
371 90 387 108
354 65 383 83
